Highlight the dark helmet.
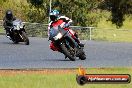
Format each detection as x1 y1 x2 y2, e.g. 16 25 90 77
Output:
49 10 59 21
5 10 13 20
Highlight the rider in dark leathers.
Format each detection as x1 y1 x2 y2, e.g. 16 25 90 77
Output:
3 10 16 37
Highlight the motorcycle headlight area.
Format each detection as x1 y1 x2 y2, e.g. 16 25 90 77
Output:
53 33 63 40
20 23 24 29
13 25 20 30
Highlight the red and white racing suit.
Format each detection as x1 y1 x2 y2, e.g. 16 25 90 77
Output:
48 16 80 51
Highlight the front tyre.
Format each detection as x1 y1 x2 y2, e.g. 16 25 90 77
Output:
60 43 76 61
79 51 86 60
21 31 29 45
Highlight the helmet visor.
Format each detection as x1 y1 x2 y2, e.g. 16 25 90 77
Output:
6 14 13 20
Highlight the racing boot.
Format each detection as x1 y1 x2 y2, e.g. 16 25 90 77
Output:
78 43 84 47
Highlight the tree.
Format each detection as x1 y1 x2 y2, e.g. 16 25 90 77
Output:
52 0 100 26
99 0 132 28
27 0 43 7
27 0 132 27
0 0 7 5
27 0 49 23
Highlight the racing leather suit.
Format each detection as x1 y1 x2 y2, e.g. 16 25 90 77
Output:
48 16 81 51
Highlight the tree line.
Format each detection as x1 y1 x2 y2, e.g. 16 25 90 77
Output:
0 0 132 28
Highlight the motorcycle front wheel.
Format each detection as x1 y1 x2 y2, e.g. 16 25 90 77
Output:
60 43 76 61
21 31 29 45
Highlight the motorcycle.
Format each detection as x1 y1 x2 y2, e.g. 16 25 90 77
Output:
6 19 29 45
49 25 86 61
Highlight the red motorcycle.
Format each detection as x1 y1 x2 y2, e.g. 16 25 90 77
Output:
49 21 86 61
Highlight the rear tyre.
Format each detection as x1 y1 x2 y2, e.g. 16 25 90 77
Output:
60 43 76 61
79 51 86 60
21 31 29 45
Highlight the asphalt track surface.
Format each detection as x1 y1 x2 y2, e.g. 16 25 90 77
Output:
0 35 132 69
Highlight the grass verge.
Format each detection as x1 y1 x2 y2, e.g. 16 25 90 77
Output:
0 27 4 33
91 17 132 42
0 68 131 88
92 29 132 42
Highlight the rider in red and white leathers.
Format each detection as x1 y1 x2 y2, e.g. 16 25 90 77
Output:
48 10 84 51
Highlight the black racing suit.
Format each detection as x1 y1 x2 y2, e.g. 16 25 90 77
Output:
3 17 16 36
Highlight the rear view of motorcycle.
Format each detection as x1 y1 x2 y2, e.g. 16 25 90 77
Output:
49 26 86 61
6 19 29 45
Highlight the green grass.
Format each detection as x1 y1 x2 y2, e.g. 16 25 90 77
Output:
75 16 132 42
0 27 5 35
86 17 132 42
92 29 132 42
97 17 132 30
0 27 4 34
0 68 131 88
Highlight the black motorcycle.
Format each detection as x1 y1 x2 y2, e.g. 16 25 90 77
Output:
49 26 86 61
7 19 29 45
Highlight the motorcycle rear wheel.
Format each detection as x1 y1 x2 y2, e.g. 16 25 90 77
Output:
79 51 86 60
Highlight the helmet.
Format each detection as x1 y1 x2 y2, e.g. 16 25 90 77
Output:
49 10 59 21
5 10 13 20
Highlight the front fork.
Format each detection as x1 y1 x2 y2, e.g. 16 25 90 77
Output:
65 35 81 56
66 35 80 49
19 28 26 40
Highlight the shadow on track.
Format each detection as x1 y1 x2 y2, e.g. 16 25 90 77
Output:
2 41 28 45
43 58 80 62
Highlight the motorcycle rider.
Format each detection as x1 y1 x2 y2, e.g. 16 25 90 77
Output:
48 10 84 52
3 10 16 38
